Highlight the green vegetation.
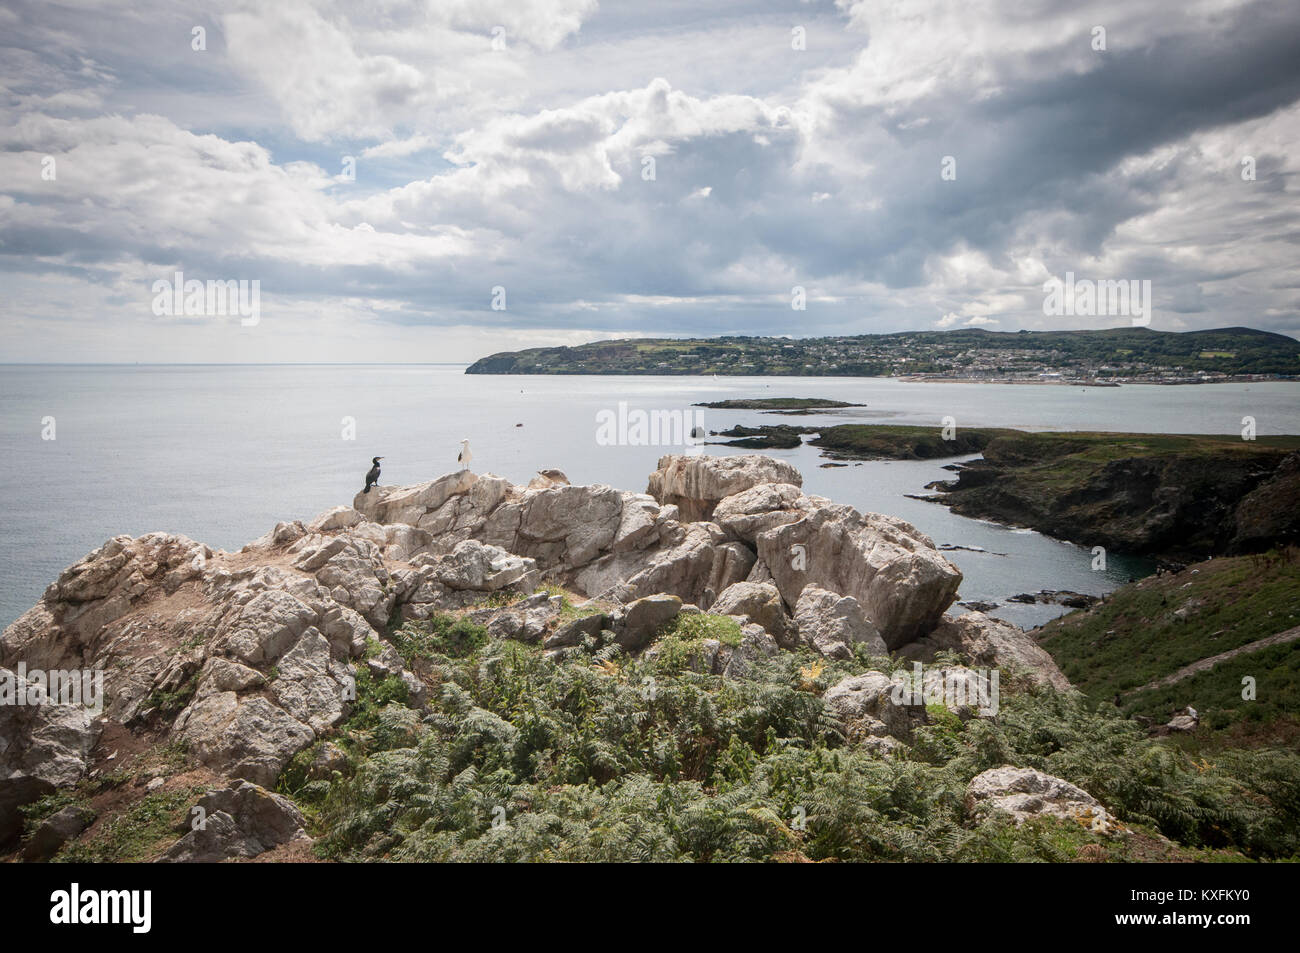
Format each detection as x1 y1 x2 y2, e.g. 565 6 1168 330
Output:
144 672 200 717
707 423 1002 456
649 612 744 670
1141 642 1300 740
812 424 1001 459
465 327 1300 378
55 787 203 863
1038 550 1300 739
268 613 1298 862
385 613 489 664
19 792 86 838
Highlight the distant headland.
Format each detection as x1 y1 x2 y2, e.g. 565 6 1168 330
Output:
465 326 1300 382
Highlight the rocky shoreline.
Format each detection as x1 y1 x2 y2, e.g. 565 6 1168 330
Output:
920 434 1300 561
1 454 1082 861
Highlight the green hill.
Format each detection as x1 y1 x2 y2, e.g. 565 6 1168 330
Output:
1037 550 1300 749
466 326 1300 377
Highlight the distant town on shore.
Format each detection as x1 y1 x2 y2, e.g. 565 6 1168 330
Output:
466 326 1300 383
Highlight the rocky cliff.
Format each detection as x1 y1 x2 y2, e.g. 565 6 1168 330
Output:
923 433 1300 561
1 454 1076 861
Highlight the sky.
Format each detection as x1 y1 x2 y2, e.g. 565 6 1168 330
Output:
1 0 1299 363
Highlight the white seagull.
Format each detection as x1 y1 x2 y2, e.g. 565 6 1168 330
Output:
457 438 473 470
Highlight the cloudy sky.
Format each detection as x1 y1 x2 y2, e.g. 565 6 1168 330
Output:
2 0 1298 363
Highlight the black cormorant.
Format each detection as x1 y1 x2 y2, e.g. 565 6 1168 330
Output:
363 456 383 493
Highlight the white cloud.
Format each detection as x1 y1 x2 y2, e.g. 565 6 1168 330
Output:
361 135 437 159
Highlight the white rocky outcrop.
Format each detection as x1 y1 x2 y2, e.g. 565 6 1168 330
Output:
647 454 803 521
759 506 961 648
897 611 1072 691
0 666 100 843
709 582 790 646
794 585 887 659
966 766 1107 828
823 671 927 743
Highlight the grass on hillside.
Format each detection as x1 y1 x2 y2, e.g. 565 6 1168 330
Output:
1037 551 1300 732
979 430 1300 473
1142 642 1300 739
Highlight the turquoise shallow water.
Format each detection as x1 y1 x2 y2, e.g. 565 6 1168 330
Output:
1 365 1296 630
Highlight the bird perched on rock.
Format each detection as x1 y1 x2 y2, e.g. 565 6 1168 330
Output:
363 456 383 493
458 438 472 470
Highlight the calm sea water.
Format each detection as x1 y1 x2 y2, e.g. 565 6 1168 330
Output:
2 365 1296 630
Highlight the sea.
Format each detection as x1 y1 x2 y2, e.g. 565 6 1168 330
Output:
2 364 1297 631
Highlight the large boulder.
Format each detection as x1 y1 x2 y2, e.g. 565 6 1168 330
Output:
353 469 478 525
648 454 803 522
412 474 513 547
966 766 1105 827
483 483 625 569
307 506 364 534
467 592 561 645
713 483 820 544
0 666 100 844
174 693 315 787
757 506 961 648
794 585 887 658
897 612 1072 691
21 803 95 861
430 540 539 593
709 582 790 645
612 594 682 652
158 780 308 862
575 522 752 607
612 493 672 553
822 671 927 742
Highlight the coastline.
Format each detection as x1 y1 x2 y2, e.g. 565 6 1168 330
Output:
896 375 1290 385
